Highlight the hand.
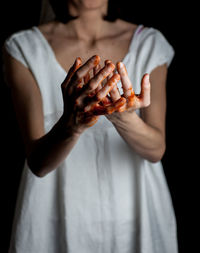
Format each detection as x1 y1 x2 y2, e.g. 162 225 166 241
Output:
103 61 151 121
60 55 126 134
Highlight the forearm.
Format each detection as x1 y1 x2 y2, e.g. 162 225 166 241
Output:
27 116 81 177
108 111 165 162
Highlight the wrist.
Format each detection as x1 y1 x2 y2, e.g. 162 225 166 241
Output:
108 110 138 129
55 115 83 140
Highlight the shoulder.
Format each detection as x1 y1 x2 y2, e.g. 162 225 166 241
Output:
113 20 170 46
141 27 174 58
4 27 39 58
4 28 34 68
5 27 36 46
114 19 138 38
138 26 170 46
4 25 50 69
134 26 175 72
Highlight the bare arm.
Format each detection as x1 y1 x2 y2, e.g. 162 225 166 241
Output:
3 52 81 177
106 64 167 162
4 53 121 177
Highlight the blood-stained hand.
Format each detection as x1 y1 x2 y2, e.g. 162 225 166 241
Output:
102 61 151 121
116 62 151 112
60 55 126 134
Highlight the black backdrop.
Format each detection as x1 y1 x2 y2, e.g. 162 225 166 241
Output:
0 1 198 252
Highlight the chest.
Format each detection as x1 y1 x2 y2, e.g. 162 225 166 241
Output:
49 36 132 72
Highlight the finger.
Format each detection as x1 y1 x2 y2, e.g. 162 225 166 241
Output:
70 55 100 92
92 97 126 115
101 95 112 106
117 103 127 113
109 83 121 102
84 73 120 112
138 73 151 107
104 59 113 83
84 72 90 85
61 57 82 90
105 97 127 114
94 61 112 105
86 62 115 93
93 64 102 92
103 60 120 104
117 62 135 98
93 64 101 76
75 55 100 79
96 73 120 101
75 62 115 107
105 60 112 76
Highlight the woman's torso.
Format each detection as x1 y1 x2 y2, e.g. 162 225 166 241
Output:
6 22 178 253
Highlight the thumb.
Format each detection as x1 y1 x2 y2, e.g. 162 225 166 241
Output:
61 57 82 91
139 73 151 107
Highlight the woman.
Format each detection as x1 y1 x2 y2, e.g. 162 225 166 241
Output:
3 0 178 252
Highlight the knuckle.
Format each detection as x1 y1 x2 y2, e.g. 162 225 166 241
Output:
96 71 104 81
88 79 96 90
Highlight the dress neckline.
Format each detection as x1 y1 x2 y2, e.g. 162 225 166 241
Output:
33 24 143 75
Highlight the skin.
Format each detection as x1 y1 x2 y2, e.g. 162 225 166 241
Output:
4 0 167 177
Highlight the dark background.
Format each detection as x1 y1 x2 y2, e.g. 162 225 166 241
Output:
0 1 198 252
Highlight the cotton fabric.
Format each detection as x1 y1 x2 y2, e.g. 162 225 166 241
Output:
5 25 178 253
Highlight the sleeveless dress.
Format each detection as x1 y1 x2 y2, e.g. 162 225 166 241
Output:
5 25 178 253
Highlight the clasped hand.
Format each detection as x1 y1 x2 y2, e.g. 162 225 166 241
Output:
61 55 150 133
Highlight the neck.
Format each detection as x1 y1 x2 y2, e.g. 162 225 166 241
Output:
67 2 109 41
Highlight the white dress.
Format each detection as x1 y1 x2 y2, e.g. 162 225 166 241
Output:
5 25 178 253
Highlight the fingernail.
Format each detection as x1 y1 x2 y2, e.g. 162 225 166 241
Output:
144 74 150 87
92 55 100 64
145 74 150 83
106 62 115 71
105 59 112 65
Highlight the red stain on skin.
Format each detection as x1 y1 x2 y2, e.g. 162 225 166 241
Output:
101 96 112 106
127 91 135 107
92 104 107 115
115 97 126 109
106 97 126 114
129 90 135 98
101 63 115 80
106 62 115 70
92 55 100 65
73 57 137 128
86 117 99 127
76 57 82 68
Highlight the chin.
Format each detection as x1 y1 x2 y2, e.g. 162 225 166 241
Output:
80 0 107 9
